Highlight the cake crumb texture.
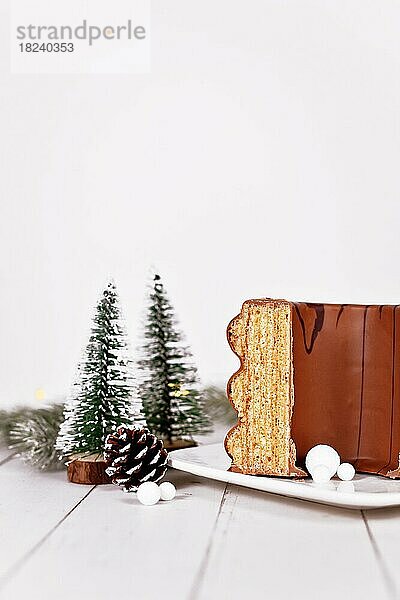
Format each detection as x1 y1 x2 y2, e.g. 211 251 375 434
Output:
225 299 305 477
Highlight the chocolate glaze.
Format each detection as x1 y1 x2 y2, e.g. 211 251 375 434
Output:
291 302 400 477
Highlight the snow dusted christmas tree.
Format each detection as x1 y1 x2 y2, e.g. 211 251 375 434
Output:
137 273 211 448
57 281 145 483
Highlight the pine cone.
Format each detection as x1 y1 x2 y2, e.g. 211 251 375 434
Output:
104 425 168 492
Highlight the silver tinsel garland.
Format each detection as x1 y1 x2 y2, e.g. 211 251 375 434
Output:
8 404 65 471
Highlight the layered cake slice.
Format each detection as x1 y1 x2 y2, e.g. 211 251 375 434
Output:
225 299 400 478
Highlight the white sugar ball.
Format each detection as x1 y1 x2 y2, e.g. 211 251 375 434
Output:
337 462 355 481
160 481 176 501
310 464 332 483
305 444 340 478
137 482 161 506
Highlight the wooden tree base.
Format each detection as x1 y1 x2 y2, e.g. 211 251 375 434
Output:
163 438 198 451
67 453 111 485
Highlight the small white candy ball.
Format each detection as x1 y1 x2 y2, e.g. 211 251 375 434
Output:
305 444 340 478
337 462 355 481
159 481 176 501
137 482 161 506
310 464 332 483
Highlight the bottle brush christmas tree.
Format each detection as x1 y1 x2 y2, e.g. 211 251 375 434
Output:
56 281 145 484
137 273 211 449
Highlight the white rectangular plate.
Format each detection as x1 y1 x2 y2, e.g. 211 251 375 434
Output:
168 443 400 510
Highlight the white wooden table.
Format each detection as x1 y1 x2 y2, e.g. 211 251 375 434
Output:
0 440 399 600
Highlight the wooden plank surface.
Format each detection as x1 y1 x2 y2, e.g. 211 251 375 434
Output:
193 484 391 600
1 446 399 600
3 469 227 600
0 456 94 589
362 508 400 599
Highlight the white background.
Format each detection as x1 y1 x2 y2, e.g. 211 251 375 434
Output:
1 0 400 407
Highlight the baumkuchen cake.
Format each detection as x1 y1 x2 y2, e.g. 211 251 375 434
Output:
225 300 400 479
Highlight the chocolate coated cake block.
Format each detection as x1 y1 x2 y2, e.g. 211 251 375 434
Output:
225 300 400 478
